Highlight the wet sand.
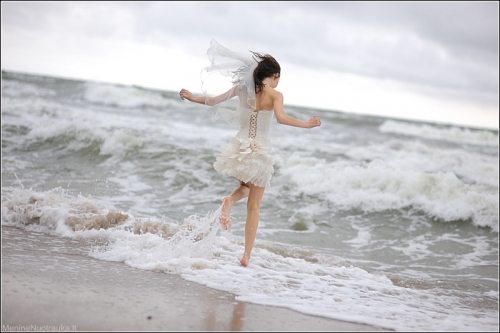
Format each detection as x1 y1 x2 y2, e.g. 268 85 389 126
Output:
1 225 390 331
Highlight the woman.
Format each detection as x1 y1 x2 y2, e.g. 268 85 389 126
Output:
180 40 321 266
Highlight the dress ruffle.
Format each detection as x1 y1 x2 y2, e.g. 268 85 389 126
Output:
213 137 274 188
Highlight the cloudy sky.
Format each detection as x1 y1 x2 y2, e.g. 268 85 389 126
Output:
1 1 498 129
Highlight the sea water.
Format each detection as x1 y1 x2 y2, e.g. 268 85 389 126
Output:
1 70 498 331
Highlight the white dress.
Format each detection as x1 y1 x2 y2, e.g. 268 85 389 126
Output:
200 39 274 187
213 108 274 188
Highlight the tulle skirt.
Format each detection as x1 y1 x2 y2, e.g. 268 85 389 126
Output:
213 137 274 188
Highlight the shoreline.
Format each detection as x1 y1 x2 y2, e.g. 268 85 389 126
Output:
1 225 390 331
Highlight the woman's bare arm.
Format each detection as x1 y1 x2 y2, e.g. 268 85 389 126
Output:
180 88 237 106
273 92 321 128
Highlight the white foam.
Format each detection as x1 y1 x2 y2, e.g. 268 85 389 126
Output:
277 155 499 232
1 188 92 237
87 218 497 332
1 188 497 331
345 139 498 187
379 120 498 146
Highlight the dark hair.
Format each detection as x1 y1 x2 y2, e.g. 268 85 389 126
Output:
251 52 281 94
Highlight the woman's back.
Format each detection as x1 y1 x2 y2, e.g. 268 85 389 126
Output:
236 108 274 147
254 87 275 112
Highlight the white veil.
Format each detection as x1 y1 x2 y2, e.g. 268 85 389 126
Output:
201 39 258 128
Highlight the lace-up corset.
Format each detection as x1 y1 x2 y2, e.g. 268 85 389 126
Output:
236 109 273 147
249 112 258 138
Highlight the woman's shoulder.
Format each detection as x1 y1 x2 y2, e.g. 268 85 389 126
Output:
271 89 283 102
265 87 283 99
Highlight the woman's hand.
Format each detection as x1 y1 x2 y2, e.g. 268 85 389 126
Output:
308 116 322 128
180 89 193 101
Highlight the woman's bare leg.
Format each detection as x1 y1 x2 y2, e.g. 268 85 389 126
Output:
240 183 265 267
220 181 250 230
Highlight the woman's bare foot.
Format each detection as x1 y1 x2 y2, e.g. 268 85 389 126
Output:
219 197 232 230
240 255 250 267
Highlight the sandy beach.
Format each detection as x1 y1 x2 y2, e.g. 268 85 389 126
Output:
1 225 389 331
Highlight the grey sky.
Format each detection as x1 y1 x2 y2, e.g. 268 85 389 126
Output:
1 1 499 129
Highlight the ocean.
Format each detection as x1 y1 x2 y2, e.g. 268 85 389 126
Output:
1 70 498 331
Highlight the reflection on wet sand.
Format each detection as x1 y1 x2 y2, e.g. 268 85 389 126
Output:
230 302 245 331
205 300 246 331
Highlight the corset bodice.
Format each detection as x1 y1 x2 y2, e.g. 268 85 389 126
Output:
235 109 273 147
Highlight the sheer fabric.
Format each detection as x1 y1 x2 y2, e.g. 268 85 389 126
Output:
201 39 257 128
